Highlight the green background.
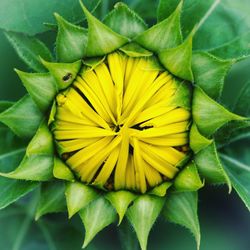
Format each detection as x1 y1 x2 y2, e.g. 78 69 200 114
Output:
0 0 250 249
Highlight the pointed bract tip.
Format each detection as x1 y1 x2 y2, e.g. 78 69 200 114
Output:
14 68 22 75
79 0 89 16
82 238 90 249
114 2 127 9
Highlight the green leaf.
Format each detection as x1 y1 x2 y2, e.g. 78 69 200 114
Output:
162 191 200 249
159 34 193 81
194 0 250 50
157 0 217 38
0 0 101 35
190 123 213 154
209 32 250 60
0 122 54 181
15 70 57 113
192 52 233 100
118 218 139 250
192 87 245 137
135 1 182 53
36 181 66 220
41 59 82 90
104 2 147 39
215 81 250 146
0 95 43 138
55 13 88 63
174 162 204 191
79 196 117 248
80 1 129 57
105 190 137 225
53 157 74 182
119 42 153 57
0 126 38 209
216 121 250 147
194 142 231 189
65 182 98 218
4 31 52 72
0 101 13 113
126 195 165 250
233 80 250 116
0 178 37 210
220 147 250 211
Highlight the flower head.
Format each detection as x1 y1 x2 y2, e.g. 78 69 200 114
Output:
53 52 191 193
0 1 249 250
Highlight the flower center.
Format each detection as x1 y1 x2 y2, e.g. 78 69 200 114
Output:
52 52 191 193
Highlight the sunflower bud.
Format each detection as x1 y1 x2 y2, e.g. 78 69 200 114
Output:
0 1 249 250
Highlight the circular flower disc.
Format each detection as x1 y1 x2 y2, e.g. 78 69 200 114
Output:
52 52 191 193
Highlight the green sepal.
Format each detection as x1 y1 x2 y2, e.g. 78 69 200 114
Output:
48 101 57 126
135 1 182 52
79 196 117 248
41 59 82 90
159 33 193 81
26 121 53 156
35 181 66 220
190 123 213 154
126 195 165 250
194 142 231 191
170 80 192 109
4 31 52 73
0 154 53 181
119 42 153 57
0 101 13 113
15 70 58 113
0 122 54 181
148 182 172 197
82 56 106 70
192 51 233 100
104 2 147 39
0 95 42 138
162 191 200 250
174 162 204 191
54 13 88 63
65 181 98 218
105 190 137 225
53 157 74 182
192 87 245 137
79 1 129 57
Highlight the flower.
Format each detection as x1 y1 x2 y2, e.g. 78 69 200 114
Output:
0 1 248 250
53 52 191 193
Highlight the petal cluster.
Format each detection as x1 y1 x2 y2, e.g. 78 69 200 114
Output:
53 52 191 193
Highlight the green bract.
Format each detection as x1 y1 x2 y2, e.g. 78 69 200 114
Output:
0 1 250 250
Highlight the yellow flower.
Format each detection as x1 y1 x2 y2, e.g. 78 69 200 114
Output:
53 52 191 193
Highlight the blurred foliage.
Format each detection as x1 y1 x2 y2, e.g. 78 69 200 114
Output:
0 0 249 249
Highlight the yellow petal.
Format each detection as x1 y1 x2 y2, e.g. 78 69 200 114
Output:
114 129 130 190
140 108 191 128
93 146 120 187
139 132 188 146
134 121 190 138
66 136 115 168
133 138 147 193
76 136 122 182
125 154 137 191
144 162 162 187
